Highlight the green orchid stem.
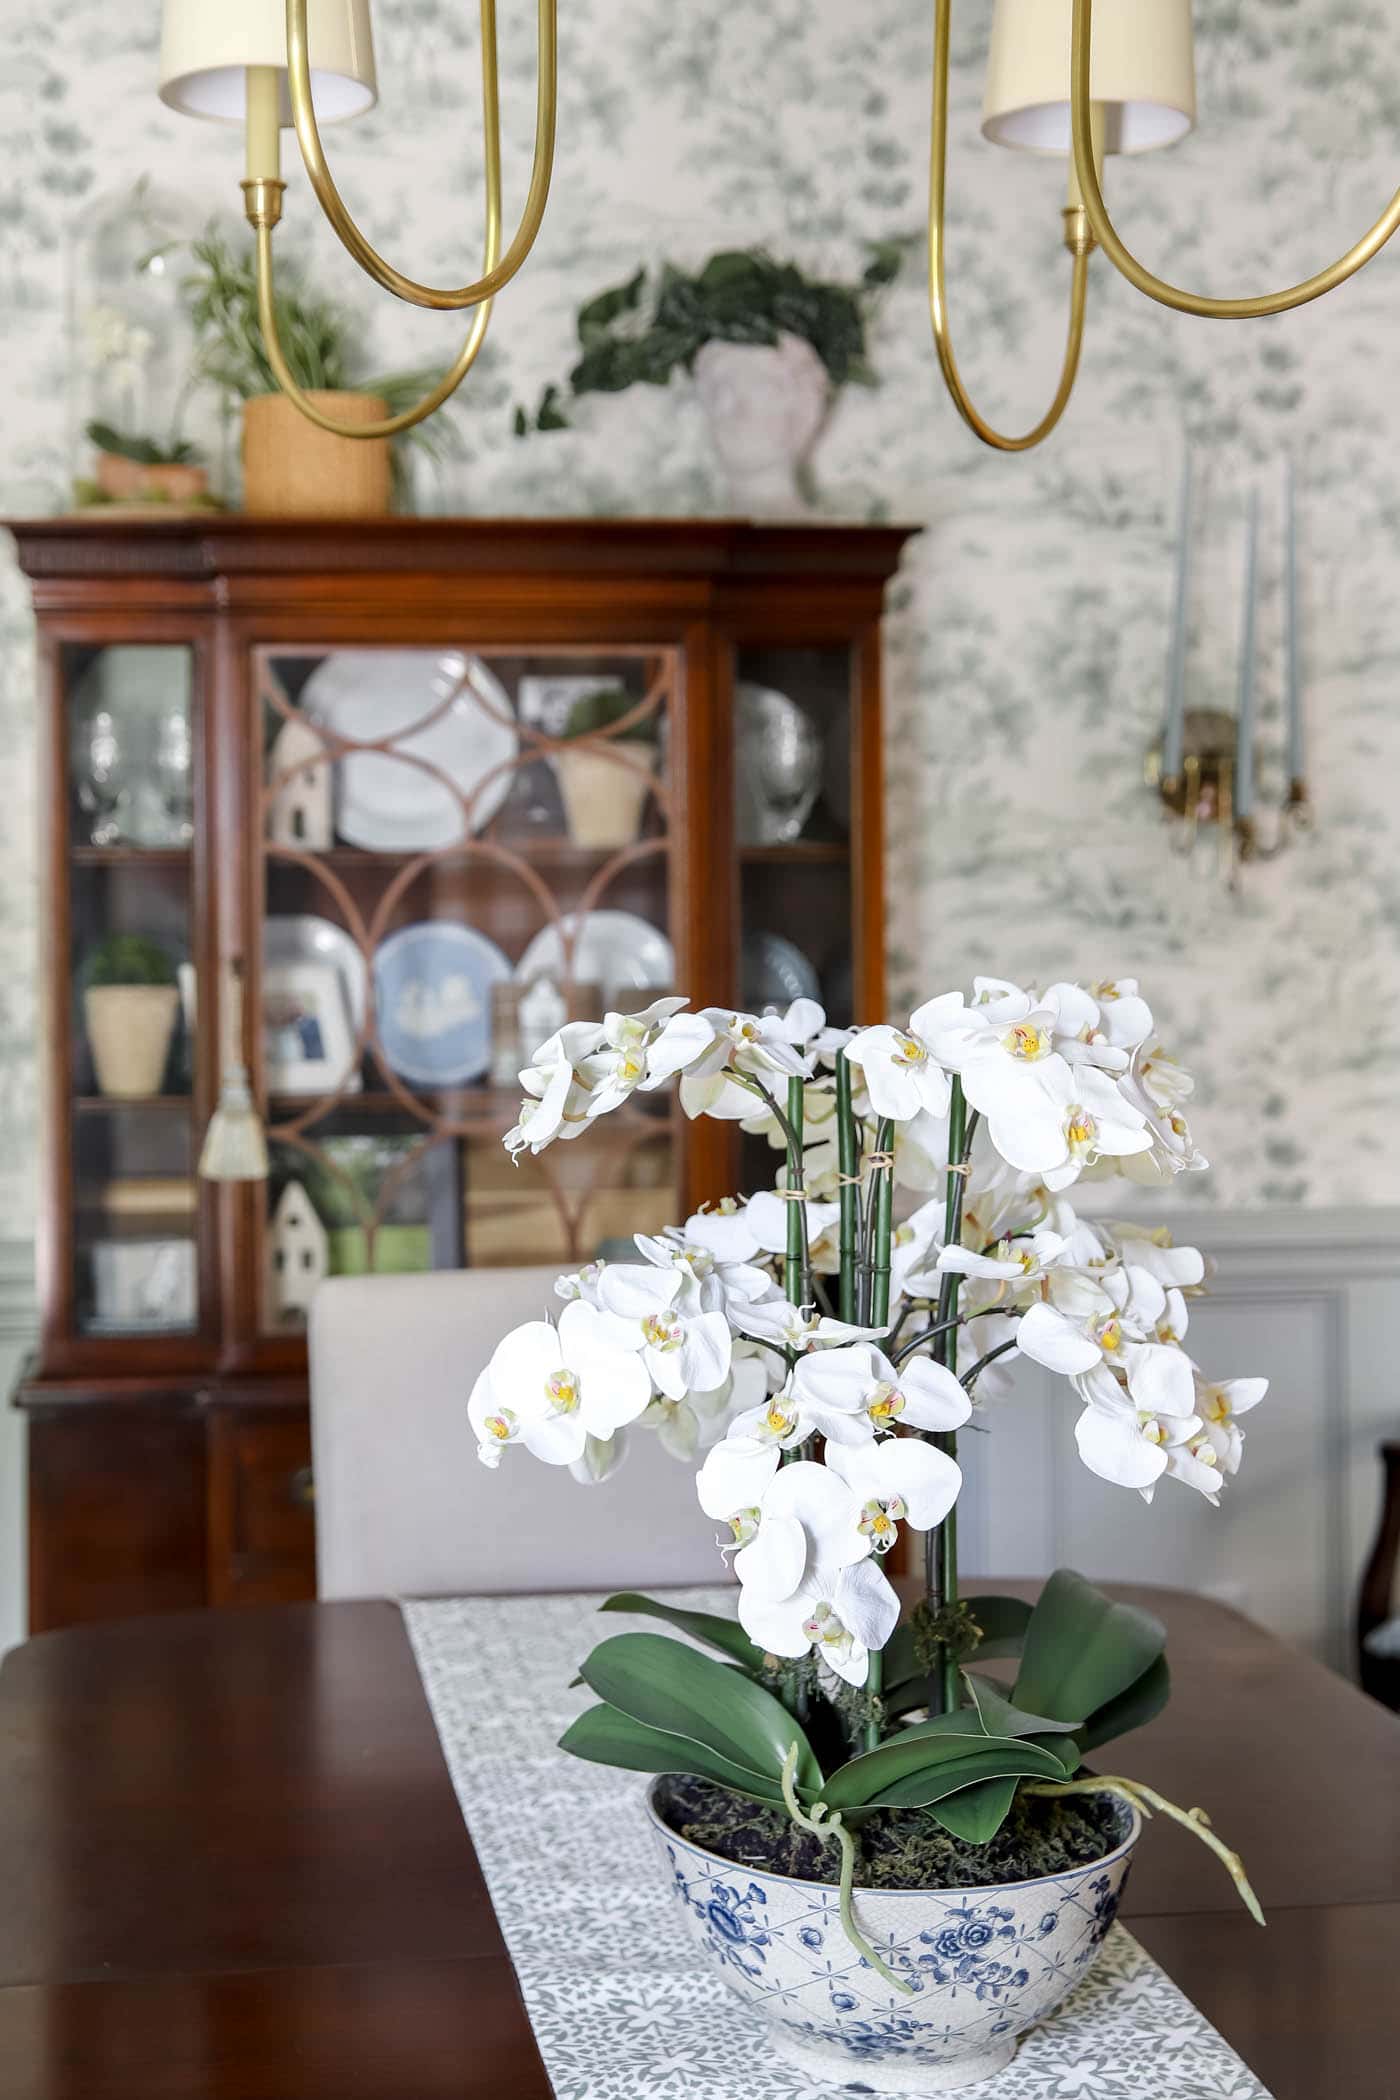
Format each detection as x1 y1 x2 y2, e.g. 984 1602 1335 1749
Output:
1024 1777 1266 1927
864 1647 883 1754
869 1117 895 1328
835 1050 859 1323
780 1745 916 1995
785 1074 806 1309
926 1081 974 1716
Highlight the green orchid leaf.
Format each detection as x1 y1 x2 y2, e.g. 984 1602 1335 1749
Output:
963 1673 1082 1741
1013 1570 1166 1725
1077 1653 1172 1754
599 1593 765 1673
925 1775 1020 1844
559 1701 786 1805
578 1632 822 1795
853 1741 1068 1814
879 1622 922 1689
964 1592 1035 1660
822 1715 1063 1812
1025 1731 1083 1776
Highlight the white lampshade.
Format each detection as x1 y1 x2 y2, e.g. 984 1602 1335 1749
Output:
159 0 378 126
982 0 1195 156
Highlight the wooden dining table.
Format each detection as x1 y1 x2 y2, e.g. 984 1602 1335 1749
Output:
0 1584 1396 2100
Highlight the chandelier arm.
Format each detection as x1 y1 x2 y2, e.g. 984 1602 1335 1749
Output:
247 26 503 441
1071 0 1400 318
928 0 1090 452
285 0 556 313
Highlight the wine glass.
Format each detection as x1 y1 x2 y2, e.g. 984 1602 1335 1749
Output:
70 704 128 845
154 704 194 844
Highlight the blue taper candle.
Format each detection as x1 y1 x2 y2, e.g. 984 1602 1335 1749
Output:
1234 488 1260 820
1162 446 1192 782
1284 458 1303 784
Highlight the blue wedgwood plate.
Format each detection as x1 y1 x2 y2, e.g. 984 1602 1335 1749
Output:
373 922 512 1088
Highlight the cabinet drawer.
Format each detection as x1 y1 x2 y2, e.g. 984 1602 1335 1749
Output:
206 1409 316 1606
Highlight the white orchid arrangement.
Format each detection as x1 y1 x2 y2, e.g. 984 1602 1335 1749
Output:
471 976 1266 1977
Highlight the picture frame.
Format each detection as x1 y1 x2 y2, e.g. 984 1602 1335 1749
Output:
262 958 361 1097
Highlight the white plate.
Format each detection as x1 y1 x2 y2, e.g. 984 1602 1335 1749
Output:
302 651 517 851
516 911 675 1011
374 921 512 1087
265 914 367 1030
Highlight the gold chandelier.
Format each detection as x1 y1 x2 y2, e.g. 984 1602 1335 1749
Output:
159 0 557 437
932 0 1400 451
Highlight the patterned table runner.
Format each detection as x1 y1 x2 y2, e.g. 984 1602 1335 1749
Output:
404 1591 1272 2100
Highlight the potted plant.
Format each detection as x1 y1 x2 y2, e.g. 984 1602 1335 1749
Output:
553 687 658 850
181 231 461 518
516 246 901 515
470 979 1265 2091
82 935 180 1100
77 422 213 511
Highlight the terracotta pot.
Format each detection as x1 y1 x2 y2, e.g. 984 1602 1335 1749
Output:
241 392 392 518
648 1779 1140 2095
94 453 209 507
555 746 655 849
84 985 179 1100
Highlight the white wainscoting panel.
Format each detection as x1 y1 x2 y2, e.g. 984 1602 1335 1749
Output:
945 1208 1400 1671
0 1238 36 1656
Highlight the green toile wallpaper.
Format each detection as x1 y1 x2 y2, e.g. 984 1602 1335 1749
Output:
0 0 1397 1222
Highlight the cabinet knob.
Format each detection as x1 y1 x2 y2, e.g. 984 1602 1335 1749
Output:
288 1465 315 1510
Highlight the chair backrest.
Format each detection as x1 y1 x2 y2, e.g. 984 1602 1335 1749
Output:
309 1267 735 1601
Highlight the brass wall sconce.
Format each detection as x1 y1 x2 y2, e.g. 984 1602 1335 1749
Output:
1150 459 1312 890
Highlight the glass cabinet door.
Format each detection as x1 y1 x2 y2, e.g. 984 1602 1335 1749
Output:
253 644 680 1334
62 642 203 1340
733 644 856 1190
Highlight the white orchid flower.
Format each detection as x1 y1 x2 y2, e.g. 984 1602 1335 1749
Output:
1194 1376 1269 1475
1072 1363 1205 1500
682 1189 840 1268
569 1430 627 1484
470 1302 652 1468
892 1106 952 1191
931 1226 1070 1289
644 1006 812 1098
739 1551 900 1688
824 1435 963 1557
887 1197 946 1298
932 982 1070 1102
1045 981 1154 1075
844 993 968 1120
1103 1222 1206 1292
1116 1064 1209 1182
594 1263 732 1401
1075 1394 1201 1497
630 1228 773 1319
975 1060 1152 1184
727 1364 873 1451
729 1298 889 1353
790 1343 972 1437
717 1455 871 1604
1016 1260 1162 1379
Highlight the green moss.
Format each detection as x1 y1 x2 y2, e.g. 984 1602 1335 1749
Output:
656 1775 1125 1892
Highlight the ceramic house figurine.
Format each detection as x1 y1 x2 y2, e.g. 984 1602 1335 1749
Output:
267 718 333 850
265 1180 329 1326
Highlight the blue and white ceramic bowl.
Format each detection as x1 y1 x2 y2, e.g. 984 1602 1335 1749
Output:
645 1780 1139 2095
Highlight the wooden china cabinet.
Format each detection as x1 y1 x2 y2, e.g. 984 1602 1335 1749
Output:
8 515 914 1631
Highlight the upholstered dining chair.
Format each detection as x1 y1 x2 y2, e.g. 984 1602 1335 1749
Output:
309 1267 734 1601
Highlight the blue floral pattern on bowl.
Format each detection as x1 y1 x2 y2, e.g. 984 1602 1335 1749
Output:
646 1780 1140 2096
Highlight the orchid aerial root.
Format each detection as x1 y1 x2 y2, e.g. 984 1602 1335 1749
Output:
780 1744 917 1994
1023 1776 1265 1926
